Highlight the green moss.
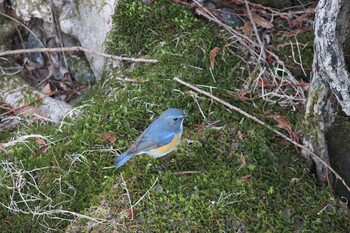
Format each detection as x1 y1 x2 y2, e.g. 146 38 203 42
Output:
275 31 314 81
1 0 349 232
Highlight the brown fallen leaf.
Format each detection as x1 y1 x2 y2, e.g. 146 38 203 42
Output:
34 137 46 146
270 115 299 148
100 132 116 144
123 208 136 218
236 131 244 140
209 47 220 70
241 174 251 181
32 137 48 156
251 12 273 29
227 147 237 159
59 82 70 91
14 106 49 121
98 120 106 125
241 6 273 29
42 83 52 95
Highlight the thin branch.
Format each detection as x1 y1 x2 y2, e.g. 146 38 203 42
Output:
244 0 266 59
173 77 350 193
173 170 205 175
115 76 149 83
0 47 158 63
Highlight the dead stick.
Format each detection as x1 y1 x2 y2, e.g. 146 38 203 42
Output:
0 47 158 63
173 76 350 193
173 170 205 175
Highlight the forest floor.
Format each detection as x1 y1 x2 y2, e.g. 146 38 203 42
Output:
1 0 349 232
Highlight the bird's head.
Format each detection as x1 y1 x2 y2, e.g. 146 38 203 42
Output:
158 108 187 131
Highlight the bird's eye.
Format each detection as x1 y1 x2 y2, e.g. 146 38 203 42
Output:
173 118 179 121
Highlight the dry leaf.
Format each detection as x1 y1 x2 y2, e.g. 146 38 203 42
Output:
42 83 52 95
34 137 46 145
98 120 106 125
242 22 252 36
100 132 116 144
251 12 273 29
123 208 136 218
270 115 299 145
209 47 220 70
32 137 48 156
241 174 251 181
15 106 49 120
59 82 69 91
236 131 244 140
227 147 237 159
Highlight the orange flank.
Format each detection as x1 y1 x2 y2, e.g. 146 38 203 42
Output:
149 134 180 158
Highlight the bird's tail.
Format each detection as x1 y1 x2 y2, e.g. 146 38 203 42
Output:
114 153 136 169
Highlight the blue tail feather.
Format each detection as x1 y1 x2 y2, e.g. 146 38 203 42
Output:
114 153 137 169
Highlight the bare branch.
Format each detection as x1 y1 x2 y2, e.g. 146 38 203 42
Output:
0 47 158 63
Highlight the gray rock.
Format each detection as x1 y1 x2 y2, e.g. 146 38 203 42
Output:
219 8 244 27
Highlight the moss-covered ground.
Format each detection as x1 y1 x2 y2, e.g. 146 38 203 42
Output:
1 0 349 232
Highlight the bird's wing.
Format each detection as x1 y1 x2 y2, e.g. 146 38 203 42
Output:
125 129 175 155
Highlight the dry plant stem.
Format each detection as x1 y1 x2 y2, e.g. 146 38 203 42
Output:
115 77 149 83
0 160 106 224
0 47 158 63
173 77 350 193
121 174 159 220
192 1 261 59
193 0 305 105
173 170 205 175
244 0 265 59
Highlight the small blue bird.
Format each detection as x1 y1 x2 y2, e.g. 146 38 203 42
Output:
114 108 186 168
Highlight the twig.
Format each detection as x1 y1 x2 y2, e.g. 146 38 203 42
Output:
173 170 205 175
121 174 159 220
132 177 158 207
244 0 266 59
120 173 134 219
0 47 158 63
173 77 350 193
115 76 149 83
290 37 307 77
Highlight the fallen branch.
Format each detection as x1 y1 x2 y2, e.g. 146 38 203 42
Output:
173 77 350 193
0 47 158 63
